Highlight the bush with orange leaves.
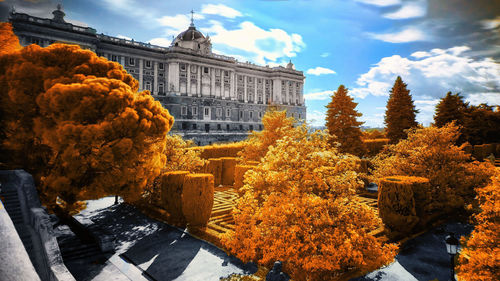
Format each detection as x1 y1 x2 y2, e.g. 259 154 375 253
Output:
222 127 397 280
372 123 494 216
238 108 298 163
457 170 500 281
0 23 174 212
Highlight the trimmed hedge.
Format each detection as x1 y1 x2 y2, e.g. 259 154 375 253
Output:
363 138 389 156
205 158 223 186
189 143 246 159
234 164 256 190
160 171 190 225
221 157 238 186
378 176 430 237
182 173 214 227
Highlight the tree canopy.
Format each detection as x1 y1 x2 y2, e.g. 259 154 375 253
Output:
0 23 174 212
325 85 366 156
384 76 418 144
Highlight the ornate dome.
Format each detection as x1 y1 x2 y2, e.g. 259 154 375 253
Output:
175 26 205 41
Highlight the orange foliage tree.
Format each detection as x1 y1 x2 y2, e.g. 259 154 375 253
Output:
239 108 298 162
384 76 418 144
372 123 494 215
0 25 174 211
457 170 500 281
325 85 366 156
222 127 397 280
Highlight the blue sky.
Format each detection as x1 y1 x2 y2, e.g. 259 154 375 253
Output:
1 0 499 127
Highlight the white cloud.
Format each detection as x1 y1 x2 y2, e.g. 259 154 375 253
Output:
411 51 431 58
156 14 192 37
320 52 330 58
355 0 401 7
306 110 327 127
368 27 429 43
200 4 242 19
306 67 336 76
116 34 132 40
383 0 426 19
466 93 500 105
148 37 172 47
350 45 500 109
304 90 332 101
480 16 500 30
360 113 385 128
200 20 305 65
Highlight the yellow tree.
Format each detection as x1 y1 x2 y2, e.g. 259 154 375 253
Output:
325 85 366 156
384 76 418 144
223 127 397 280
457 170 500 281
0 25 174 212
239 108 297 162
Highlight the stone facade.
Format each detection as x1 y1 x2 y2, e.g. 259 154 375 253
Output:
9 6 306 145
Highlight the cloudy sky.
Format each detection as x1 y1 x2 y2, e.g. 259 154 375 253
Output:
1 0 499 127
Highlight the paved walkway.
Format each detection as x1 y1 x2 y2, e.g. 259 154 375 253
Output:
351 221 473 281
67 197 257 281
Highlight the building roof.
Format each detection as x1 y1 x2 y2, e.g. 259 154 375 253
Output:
175 26 205 41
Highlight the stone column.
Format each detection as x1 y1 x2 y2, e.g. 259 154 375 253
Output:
211 67 216 98
243 76 247 103
168 62 179 94
198 65 202 96
120 56 125 67
273 78 281 104
221 71 225 99
230 71 236 100
139 58 143 91
254 77 258 104
153 61 158 95
187 63 191 96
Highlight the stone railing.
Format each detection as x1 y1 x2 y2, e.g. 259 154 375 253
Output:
0 170 75 281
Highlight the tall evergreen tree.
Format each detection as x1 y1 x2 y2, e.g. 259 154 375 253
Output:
384 76 419 144
325 85 366 156
434 92 467 128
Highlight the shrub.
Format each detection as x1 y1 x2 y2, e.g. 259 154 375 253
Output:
160 171 190 226
363 138 389 157
234 164 257 190
457 171 500 281
221 157 238 186
189 142 245 159
222 129 397 280
163 134 206 173
372 123 494 215
378 176 429 237
205 158 223 186
182 173 214 227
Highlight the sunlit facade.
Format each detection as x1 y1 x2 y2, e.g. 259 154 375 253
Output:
9 6 306 145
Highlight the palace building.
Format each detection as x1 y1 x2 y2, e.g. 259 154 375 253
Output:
9 5 306 145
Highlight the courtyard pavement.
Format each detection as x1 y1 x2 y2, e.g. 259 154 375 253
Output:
350 221 473 281
67 197 257 281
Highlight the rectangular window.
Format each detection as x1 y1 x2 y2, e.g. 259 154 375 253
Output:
111 55 117 62
159 83 164 94
146 60 151 68
217 124 221 130
298 113 302 119
192 124 197 130
204 107 210 116
204 67 209 74
159 63 164 70
216 108 222 117
224 71 229 77
226 124 230 130
129 57 135 65
240 111 243 118
226 108 231 117
249 111 253 119
181 106 187 115
249 125 254 131
258 112 262 118
145 81 151 91
192 106 198 116
180 63 186 71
